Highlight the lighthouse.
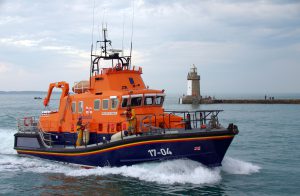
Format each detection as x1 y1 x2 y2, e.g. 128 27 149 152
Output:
187 64 200 97
180 64 201 104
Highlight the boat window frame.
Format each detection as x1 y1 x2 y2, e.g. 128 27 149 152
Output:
102 99 109 110
121 98 129 108
144 96 155 105
121 95 130 108
143 93 156 106
111 97 119 110
72 101 76 113
78 101 83 113
155 95 165 105
130 94 143 107
94 99 101 111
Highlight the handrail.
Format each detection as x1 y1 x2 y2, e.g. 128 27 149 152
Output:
17 116 55 147
164 109 223 113
17 116 39 133
136 109 223 131
17 109 224 148
37 129 53 148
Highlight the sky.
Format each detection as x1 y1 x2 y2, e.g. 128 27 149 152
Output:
0 0 300 95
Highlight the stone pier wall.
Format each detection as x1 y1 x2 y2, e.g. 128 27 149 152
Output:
180 97 300 104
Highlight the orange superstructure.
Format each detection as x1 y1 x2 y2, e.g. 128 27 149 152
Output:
39 27 184 144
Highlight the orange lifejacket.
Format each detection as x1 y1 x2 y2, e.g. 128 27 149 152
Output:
126 110 132 119
77 121 85 131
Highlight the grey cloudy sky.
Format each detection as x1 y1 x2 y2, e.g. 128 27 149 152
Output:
0 0 300 95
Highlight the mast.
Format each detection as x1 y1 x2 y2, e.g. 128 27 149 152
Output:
102 26 110 57
90 27 131 77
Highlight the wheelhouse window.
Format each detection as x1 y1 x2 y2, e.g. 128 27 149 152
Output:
103 99 109 110
94 99 100 110
111 98 119 110
131 96 142 107
78 101 83 113
144 96 154 105
155 96 164 105
121 97 129 107
72 102 76 113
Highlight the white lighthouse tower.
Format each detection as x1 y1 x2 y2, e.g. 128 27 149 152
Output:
180 64 201 104
187 64 200 97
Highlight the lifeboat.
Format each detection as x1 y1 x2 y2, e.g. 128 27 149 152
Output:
14 27 238 168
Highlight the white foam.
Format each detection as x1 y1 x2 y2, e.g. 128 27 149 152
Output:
66 159 222 184
0 154 73 173
221 156 261 175
0 128 73 174
0 155 222 185
0 129 17 155
0 155 261 184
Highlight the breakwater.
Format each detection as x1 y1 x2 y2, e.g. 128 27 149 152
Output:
202 99 300 104
180 96 300 104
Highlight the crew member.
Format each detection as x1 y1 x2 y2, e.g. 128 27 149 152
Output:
200 112 203 125
185 113 192 130
76 116 85 146
125 106 136 135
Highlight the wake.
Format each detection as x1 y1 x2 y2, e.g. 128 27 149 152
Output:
222 156 261 175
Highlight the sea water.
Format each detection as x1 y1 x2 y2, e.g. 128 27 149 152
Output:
0 92 299 195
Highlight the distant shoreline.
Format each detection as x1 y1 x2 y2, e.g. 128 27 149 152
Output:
0 91 52 93
1 91 300 99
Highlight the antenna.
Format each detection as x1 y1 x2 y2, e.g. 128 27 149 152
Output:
91 0 96 48
103 24 107 57
99 8 106 56
122 12 125 57
90 0 96 88
129 0 135 68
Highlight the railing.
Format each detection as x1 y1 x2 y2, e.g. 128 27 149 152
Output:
73 81 89 94
101 66 142 75
17 110 224 148
17 116 39 133
165 110 223 129
17 116 54 146
136 110 223 132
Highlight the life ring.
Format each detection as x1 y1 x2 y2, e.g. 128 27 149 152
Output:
24 117 33 126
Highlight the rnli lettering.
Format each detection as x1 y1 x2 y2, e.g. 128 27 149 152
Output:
148 148 172 157
101 112 118 116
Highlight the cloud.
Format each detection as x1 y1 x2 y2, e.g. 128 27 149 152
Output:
0 0 300 93
0 37 42 47
0 36 89 59
41 45 90 59
0 62 10 73
0 16 26 25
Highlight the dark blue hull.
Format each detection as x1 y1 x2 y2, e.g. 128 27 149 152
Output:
14 131 236 167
